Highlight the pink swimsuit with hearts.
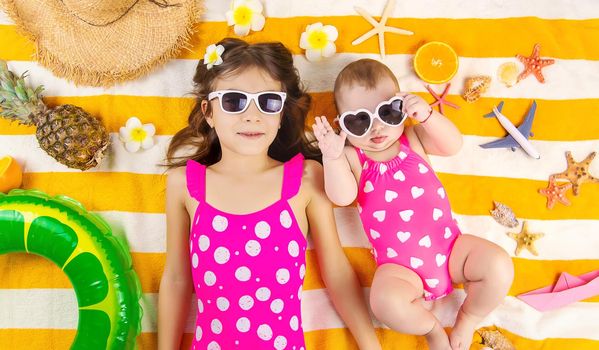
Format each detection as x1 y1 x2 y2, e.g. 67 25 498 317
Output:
355 134 461 300
186 154 307 350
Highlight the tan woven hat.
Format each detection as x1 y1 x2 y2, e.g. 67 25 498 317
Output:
1 0 202 87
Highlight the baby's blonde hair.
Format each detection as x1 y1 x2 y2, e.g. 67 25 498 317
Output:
333 59 400 107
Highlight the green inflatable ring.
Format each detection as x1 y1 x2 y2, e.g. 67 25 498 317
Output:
0 189 142 349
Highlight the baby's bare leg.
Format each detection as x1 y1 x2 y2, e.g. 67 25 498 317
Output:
448 234 514 350
370 263 451 350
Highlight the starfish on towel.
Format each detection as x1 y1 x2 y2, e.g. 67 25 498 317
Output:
425 83 460 115
550 151 599 196
516 43 555 83
507 221 544 256
538 180 572 209
351 0 414 59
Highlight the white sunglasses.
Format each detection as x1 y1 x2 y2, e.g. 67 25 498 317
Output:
336 97 407 138
207 90 287 115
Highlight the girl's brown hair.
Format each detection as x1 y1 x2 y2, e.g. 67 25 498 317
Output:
166 38 320 168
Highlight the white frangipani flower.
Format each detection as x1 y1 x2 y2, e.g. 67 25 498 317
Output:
119 117 156 153
225 0 265 37
203 44 225 70
299 22 338 62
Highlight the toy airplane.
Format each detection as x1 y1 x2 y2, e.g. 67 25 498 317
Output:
479 101 541 159
517 270 599 311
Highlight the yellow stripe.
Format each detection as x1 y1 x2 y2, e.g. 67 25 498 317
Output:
20 172 599 219
2 94 598 141
2 18 599 60
2 250 599 301
1 326 598 350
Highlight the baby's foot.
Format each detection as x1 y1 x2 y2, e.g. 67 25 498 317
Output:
449 308 481 350
425 322 452 350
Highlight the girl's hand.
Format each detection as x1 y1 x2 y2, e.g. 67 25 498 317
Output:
312 116 347 161
399 93 433 122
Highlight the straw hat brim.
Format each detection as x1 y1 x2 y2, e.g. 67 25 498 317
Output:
1 0 203 87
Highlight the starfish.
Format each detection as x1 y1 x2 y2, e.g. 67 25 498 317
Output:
507 221 544 256
539 180 572 209
516 43 555 83
351 0 414 60
550 151 599 196
425 83 460 115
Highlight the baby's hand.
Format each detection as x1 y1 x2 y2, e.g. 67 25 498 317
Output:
311 116 347 161
400 93 433 123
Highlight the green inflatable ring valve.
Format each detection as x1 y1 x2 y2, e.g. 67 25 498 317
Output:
0 189 143 349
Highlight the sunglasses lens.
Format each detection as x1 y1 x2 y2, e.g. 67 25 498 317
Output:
221 92 247 113
257 93 284 114
343 112 372 136
378 99 406 125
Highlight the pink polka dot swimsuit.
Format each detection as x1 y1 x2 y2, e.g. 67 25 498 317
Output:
186 154 307 350
355 134 461 300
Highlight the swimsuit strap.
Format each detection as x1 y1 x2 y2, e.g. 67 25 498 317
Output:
186 159 206 202
281 153 305 200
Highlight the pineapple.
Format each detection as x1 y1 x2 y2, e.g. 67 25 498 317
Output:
0 60 109 170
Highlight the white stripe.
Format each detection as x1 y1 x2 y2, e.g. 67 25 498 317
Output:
3 0 598 25
2 289 599 341
3 55 599 99
5 135 598 182
327 208 599 260
95 211 166 253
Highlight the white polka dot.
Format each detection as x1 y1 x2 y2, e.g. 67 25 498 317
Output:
195 326 202 341
274 335 288 350
299 264 306 279
198 235 210 252
216 297 229 311
204 271 216 286
245 240 261 257
280 210 292 228
256 287 271 301
197 299 204 313
274 246 279 251
257 324 273 340
212 215 228 232
213 247 230 264
276 268 290 284
236 317 251 332
255 221 271 239
239 295 254 310
288 241 299 257
211 319 222 334
270 298 284 313
192 253 199 268
235 266 251 281
298 285 303 300
207 341 220 350
290 316 299 331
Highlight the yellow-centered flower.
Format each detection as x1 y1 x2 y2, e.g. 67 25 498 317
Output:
119 117 156 153
204 44 225 70
226 0 265 37
299 23 338 62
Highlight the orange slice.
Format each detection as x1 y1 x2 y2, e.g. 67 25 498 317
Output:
414 41 459 84
0 156 23 193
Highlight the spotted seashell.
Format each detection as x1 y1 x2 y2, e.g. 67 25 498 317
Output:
479 330 516 350
490 201 519 228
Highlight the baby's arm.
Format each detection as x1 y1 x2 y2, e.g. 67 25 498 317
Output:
312 116 358 206
403 93 463 156
158 168 193 349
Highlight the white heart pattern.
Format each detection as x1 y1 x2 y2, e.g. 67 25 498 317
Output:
425 278 440 288
370 229 381 239
437 187 445 199
373 210 386 222
433 208 443 221
364 181 374 193
399 151 408 160
399 210 414 222
379 163 388 175
393 170 405 181
410 257 424 269
397 231 411 243
387 248 398 258
385 190 398 202
411 186 424 199
418 163 429 173
435 253 447 267
443 227 452 239
418 235 432 248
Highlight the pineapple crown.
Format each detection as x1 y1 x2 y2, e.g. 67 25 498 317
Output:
0 60 47 125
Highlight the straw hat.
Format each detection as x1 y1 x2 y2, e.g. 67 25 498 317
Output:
1 0 203 87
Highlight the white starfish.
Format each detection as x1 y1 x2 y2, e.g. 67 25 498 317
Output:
352 0 414 59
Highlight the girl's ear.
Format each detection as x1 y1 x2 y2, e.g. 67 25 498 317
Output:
201 100 213 127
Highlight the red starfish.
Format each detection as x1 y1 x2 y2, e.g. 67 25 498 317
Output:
425 83 460 115
539 179 572 209
516 43 555 83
